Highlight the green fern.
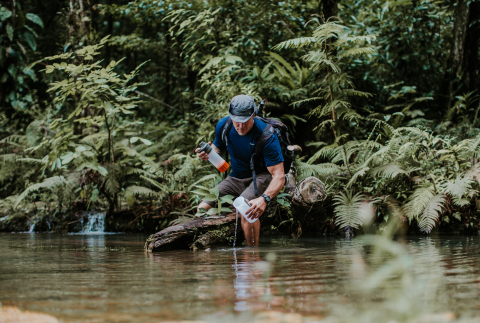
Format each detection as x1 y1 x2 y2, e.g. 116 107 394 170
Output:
439 176 474 199
333 189 368 229
417 194 445 233
15 175 78 208
125 185 158 198
296 161 344 178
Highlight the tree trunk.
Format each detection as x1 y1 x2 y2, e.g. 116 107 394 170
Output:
319 0 339 21
445 0 480 109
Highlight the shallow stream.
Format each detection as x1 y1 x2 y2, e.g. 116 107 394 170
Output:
1 233 480 322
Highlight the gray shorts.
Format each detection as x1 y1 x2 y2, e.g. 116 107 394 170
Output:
202 173 273 207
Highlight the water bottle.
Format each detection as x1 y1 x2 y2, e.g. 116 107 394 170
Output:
233 196 258 223
198 142 229 173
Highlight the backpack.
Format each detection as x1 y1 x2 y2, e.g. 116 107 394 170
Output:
221 116 293 196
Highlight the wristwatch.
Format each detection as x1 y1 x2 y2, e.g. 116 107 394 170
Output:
261 194 271 204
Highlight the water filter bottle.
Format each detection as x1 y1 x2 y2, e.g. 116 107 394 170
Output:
198 142 229 173
233 196 258 223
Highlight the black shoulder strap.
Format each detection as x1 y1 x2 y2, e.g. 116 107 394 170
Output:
250 123 275 197
254 124 275 157
221 117 233 147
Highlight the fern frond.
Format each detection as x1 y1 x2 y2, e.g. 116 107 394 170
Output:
333 189 367 229
140 176 168 191
418 194 445 233
103 175 121 195
402 186 435 218
15 176 75 208
188 173 222 190
369 163 407 178
340 46 376 58
272 37 317 50
440 176 474 199
174 155 197 180
346 167 370 188
303 51 341 73
308 142 339 164
393 127 430 139
1 154 17 163
296 161 343 178
125 185 158 197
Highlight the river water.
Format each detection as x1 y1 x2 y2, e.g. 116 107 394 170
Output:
1 233 480 322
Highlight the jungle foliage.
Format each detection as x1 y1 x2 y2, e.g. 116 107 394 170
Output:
1 0 480 235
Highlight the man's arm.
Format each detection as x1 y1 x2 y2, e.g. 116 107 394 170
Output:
246 162 285 219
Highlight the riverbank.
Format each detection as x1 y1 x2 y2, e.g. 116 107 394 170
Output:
1 203 479 238
0 204 170 233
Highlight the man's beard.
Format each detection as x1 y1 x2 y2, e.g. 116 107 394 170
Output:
235 127 248 136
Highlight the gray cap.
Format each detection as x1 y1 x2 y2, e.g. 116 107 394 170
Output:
228 95 256 123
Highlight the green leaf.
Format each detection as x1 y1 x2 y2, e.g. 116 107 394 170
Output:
126 194 135 207
6 24 13 41
82 151 95 157
220 195 234 205
191 189 210 196
140 138 152 145
25 13 44 28
130 137 139 143
209 187 220 197
23 32 36 51
207 208 219 215
45 65 54 74
0 8 12 21
97 166 108 176
203 194 218 201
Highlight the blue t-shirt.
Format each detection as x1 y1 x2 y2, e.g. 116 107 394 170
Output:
213 116 284 179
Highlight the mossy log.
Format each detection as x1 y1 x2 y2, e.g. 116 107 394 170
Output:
145 212 237 252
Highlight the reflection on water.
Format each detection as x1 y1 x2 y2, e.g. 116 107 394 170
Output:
1 233 480 322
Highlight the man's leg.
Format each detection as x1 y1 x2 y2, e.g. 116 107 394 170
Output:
197 176 246 214
240 215 260 247
240 173 273 247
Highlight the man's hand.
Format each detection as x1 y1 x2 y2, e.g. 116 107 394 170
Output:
246 196 267 219
195 142 211 161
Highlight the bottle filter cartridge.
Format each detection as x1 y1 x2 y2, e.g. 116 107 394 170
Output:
198 142 229 173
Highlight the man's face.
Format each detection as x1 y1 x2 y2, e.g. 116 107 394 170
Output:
232 115 255 136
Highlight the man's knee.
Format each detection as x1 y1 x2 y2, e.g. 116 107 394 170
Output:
197 202 212 213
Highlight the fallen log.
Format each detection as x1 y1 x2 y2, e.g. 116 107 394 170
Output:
145 212 237 252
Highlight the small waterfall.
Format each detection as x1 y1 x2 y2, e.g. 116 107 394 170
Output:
28 223 36 233
81 212 106 234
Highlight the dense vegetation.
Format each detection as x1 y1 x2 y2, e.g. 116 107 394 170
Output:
1 0 480 235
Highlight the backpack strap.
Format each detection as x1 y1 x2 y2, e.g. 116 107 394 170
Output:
250 154 258 196
220 117 233 179
221 117 234 147
254 124 275 158
250 124 276 196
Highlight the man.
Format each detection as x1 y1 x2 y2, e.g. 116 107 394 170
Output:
195 95 285 246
